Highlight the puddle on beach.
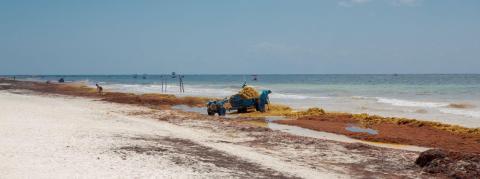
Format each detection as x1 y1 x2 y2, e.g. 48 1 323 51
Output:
172 105 207 115
345 124 378 135
267 120 428 152
262 116 427 152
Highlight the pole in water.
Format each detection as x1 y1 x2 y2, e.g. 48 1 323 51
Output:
179 75 185 93
161 75 164 93
165 77 167 92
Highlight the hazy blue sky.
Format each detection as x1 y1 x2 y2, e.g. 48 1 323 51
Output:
1 0 479 74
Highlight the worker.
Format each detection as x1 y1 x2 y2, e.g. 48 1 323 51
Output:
96 83 103 94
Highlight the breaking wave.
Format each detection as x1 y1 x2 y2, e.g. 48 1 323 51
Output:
439 108 480 118
375 97 449 108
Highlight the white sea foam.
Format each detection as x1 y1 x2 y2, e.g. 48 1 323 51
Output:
270 93 329 100
439 108 480 118
375 97 449 108
103 83 237 97
351 96 371 100
374 96 480 118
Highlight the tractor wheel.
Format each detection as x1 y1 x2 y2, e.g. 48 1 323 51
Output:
218 108 226 116
255 101 261 112
238 108 247 113
259 106 266 112
207 110 215 116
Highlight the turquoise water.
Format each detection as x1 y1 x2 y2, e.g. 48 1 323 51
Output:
12 74 480 127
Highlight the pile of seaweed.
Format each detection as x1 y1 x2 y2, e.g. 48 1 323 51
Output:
238 86 259 99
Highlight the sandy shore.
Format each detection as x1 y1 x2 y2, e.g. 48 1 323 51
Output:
0 88 429 178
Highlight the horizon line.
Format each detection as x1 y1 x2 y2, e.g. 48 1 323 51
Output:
2 73 480 76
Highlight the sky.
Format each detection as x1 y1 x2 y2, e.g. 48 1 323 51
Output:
1 0 479 75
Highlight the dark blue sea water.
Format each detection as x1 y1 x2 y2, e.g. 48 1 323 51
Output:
11 74 480 127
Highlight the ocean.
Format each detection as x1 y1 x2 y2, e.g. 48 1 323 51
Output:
14 74 480 127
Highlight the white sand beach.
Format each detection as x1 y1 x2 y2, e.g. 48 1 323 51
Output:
0 90 353 178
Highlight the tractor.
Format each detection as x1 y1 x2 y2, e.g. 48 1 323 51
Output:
207 89 271 116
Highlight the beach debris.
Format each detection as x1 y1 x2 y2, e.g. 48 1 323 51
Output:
289 107 326 117
448 103 475 109
238 104 293 117
416 149 480 178
415 149 448 167
238 86 259 99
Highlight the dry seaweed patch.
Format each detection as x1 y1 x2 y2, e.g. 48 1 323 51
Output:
102 92 211 107
239 104 294 117
241 102 480 136
239 105 326 118
287 107 326 118
277 113 480 154
352 113 480 135
2 79 212 107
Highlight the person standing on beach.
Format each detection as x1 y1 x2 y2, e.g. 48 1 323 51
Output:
96 84 103 95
